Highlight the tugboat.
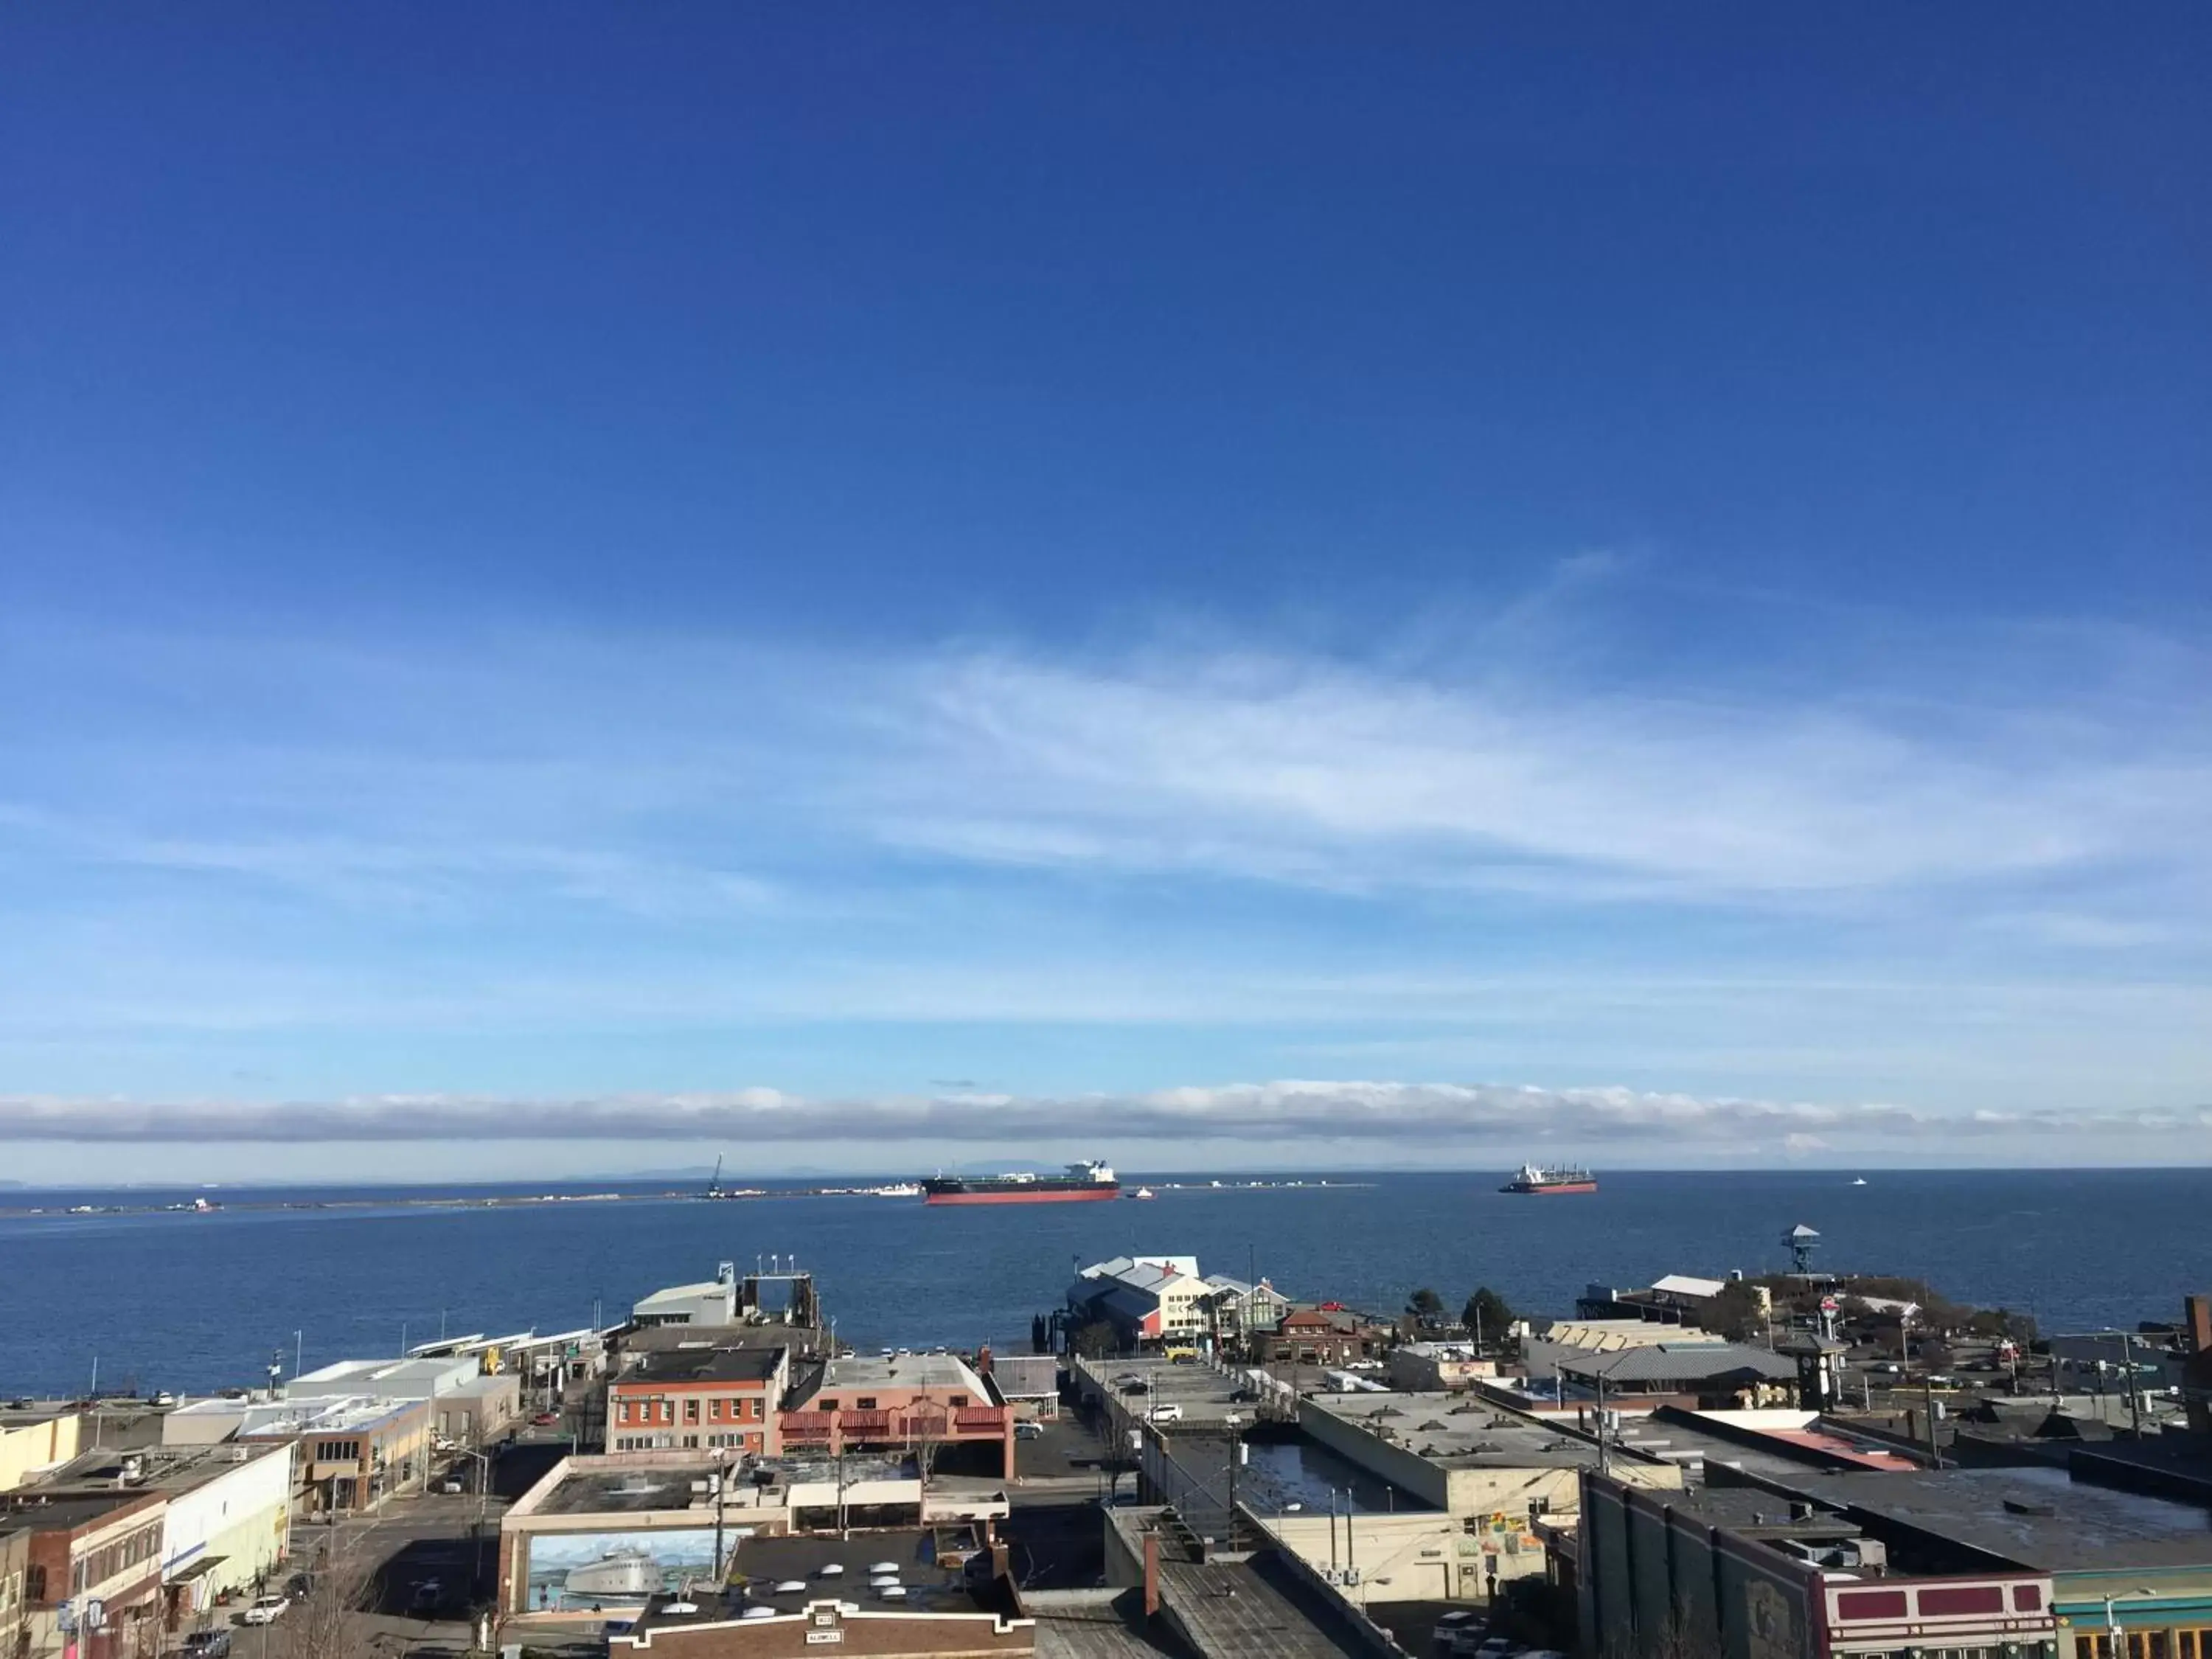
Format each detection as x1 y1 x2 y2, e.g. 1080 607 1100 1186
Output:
1499 1162 1598 1195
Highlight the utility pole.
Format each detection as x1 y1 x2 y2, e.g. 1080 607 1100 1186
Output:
1596 1372 1610 1474
712 1451 728 1587
1225 1419 1239 1551
1921 1375 1941 1467
2119 1332 2143 1437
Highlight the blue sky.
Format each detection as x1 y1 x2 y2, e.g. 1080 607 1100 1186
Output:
3 6 2208 1180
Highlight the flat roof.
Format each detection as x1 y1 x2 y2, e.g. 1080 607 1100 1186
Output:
535 1466 722 1517
43 1441 287 1495
620 1325 803 1356
807 1352 987 1397
620 1531 992 1632
1158 1552 1368 1657
625 1348 782 1385
1308 1392 1594 1469
1558 1343 1798 1385
724 1528 979 1613
1657 1485 1865 1537
1026 1590 1180 1658
0 1489 161 1531
1787 1468 2212 1572
518 1451 927 1520
242 1397 423 1436
288 1357 476 1395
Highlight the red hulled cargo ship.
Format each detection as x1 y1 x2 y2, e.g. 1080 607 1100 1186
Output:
922 1161 1122 1206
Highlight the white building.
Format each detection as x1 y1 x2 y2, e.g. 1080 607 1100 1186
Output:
1069 1256 1214 1346
283 1357 518 1444
156 1441 296 1611
631 1262 741 1326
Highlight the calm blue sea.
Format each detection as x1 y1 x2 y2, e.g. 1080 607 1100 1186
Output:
1 1168 2205 1399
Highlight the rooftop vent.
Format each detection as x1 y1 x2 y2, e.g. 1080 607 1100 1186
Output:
2003 1498 2059 1517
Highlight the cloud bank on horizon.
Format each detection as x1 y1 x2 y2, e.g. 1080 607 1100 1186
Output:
5 1080 2209 1151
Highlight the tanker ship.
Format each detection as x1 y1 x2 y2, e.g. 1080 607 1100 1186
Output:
922 1160 1121 1206
1499 1162 1599 1195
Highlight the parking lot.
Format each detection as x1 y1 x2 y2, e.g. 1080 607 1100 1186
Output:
1073 1354 1262 1435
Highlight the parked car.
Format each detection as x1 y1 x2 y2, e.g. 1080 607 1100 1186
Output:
1431 1608 1483 1654
531 1410 559 1426
184 1630 233 1659
1013 1421 1045 1441
240 1596 289 1626
1148 1403 1183 1422
411 1579 442 1612
437 1477 464 1494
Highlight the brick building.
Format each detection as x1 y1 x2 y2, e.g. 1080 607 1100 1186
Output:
1250 1307 1386 1368
781 1354 1014 1480
8 1489 167 1659
608 1347 790 1455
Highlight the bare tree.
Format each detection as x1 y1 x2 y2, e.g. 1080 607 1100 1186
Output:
270 1540 379 1659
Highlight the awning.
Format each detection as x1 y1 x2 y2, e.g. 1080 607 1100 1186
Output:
168 1557 229 1584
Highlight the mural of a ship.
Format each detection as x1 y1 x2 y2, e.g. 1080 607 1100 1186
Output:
562 1548 661 1599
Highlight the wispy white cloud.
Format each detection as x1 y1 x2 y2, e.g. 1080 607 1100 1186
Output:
7 600 2208 922
3 1079 2206 1147
868 642 2211 902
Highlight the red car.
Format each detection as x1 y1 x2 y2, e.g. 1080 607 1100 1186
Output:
531 1411 559 1426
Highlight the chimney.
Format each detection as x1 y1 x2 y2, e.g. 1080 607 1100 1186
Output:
1142 1530 1160 1618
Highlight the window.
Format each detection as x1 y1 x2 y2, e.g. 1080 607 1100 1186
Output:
616 1399 632 1424
709 1399 723 1420
2175 1631 2212 1659
1920 1588 2006 1618
2080 1636 2114 1659
948 1395 967 1408
1836 1591 1910 1621
855 1398 876 1411
684 1398 700 1424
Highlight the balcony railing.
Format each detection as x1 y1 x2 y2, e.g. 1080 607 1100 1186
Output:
953 1408 1009 1433
839 1411 893 1436
782 1411 834 1438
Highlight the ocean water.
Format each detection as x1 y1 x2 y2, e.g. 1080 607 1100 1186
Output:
1 1168 2205 1399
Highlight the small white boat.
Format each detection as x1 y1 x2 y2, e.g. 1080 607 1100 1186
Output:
1130 1187 1155 1200
1851 1178 1868 1186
